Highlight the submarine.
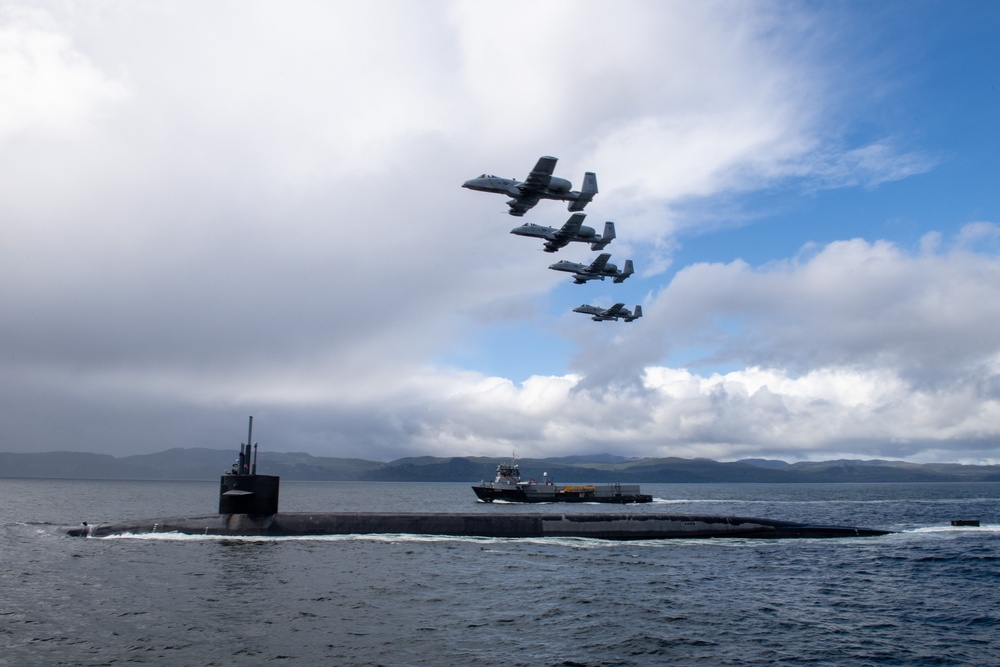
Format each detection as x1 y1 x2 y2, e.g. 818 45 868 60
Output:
67 418 891 541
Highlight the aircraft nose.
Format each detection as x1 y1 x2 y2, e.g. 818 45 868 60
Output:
463 177 490 190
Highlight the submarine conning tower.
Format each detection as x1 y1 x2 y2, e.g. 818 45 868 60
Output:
219 416 280 515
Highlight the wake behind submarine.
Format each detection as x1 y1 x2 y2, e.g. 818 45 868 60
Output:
68 418 891 540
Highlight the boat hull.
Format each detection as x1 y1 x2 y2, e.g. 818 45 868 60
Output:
472 485 652 503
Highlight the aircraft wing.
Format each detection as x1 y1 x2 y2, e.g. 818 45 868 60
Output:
602 303 626 318
542 213 587 251
557 213 586 237
522 156 558 190
587 253 611 273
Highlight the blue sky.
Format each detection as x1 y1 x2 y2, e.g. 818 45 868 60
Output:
2 1 1000 463
450 1 1000 380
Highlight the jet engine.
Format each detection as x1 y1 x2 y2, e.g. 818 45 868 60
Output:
547 176 572 193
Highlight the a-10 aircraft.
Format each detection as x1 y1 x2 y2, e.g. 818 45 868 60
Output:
549 252 634 284
463 155 598 216
573 303 643 322
510 213 615 253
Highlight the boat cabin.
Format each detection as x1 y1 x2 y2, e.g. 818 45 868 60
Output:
493 463 521 487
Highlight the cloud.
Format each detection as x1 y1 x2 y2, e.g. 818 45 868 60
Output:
642 226 1000 383
0 6 128 141
531 227 1000 462
0 2 988 464
794 139 939 191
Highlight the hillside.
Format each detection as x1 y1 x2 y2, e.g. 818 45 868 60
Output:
1 449 999 483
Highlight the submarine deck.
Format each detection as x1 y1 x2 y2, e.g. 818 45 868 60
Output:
68 511 891 540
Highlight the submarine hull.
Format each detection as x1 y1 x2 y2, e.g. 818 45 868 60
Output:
68 512 890 540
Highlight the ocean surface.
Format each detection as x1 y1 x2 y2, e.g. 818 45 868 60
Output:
2 479 998 666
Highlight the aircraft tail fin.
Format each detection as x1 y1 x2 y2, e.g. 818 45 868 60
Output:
614 259 634 283
568 172 598 212
591 221 615 250
626 305 643 322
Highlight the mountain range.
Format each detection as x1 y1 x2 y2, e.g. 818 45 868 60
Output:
2 449 999 483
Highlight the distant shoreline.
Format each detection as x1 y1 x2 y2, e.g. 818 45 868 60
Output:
1 449 998 483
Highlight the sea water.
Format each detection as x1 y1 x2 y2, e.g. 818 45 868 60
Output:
1 479 998 666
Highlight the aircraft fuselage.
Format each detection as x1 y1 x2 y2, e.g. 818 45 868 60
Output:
463 157 598 216
572 303 642 322
549 253 633 284
549 260 615 283
462 176 577 200
511 215 614 253
511 222 598 242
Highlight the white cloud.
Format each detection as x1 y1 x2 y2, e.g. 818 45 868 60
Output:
609 227 1000 385
0 2 991 465
0 6 128 141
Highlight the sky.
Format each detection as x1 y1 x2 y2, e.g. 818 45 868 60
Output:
2 1 1000 464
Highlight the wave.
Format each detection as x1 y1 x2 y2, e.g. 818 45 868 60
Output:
904 524 1000 534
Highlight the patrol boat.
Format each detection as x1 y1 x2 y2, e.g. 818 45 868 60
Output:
472 461 653 503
